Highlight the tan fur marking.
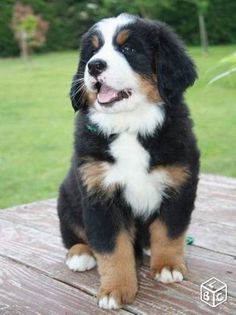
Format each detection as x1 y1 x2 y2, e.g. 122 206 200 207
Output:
137 75 162 103
79 160 109 191
149 220 187 276
152 165 190 192
67 243 94 258
86 90 96 105
79 159 117 196
116 29 130 46
91 34 99 49
95 232 138 307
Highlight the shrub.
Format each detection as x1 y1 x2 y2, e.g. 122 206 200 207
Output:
11 3 48 59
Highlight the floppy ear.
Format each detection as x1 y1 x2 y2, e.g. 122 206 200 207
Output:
153 22 197 103
70 33 92 112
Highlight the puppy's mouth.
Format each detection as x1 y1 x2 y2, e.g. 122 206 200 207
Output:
95 82 132 107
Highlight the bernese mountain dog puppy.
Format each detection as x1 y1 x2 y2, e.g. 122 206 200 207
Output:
57 13 200 309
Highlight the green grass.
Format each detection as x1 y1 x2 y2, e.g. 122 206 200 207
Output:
186 46 236 178
0 46 236 208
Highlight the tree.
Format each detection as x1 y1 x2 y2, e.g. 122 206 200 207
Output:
11 3 49 60
195 0 209 53
1 0 235 57
100 0 171 18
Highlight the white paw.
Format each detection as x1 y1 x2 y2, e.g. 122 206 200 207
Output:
154 267 184 283
98 296 119 310
66 254 96 272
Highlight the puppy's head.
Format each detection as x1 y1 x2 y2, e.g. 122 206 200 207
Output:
71 14 197 113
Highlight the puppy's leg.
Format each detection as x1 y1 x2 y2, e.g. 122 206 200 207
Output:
150 219 186 283
66 243 96 272
95 231 138 310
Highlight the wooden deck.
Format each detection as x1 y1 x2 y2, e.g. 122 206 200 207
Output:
0 174 236 314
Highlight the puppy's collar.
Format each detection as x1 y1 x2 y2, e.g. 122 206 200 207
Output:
86 123 99 134
86 122 118 138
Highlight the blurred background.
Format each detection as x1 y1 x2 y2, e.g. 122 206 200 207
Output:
0 0 235 208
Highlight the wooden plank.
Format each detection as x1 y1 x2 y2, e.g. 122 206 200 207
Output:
189 219 236 256
200 174 236 188
1 197 236 258
1 192 236 235
198 185 236 202
0 174 235 256
194 174 236 228
0 219 235 314
193 197 236 228
0 256 128 315
1 173 236 239
1 175 235 227
0 219 65 271
0 199 59 235
0 174 235 313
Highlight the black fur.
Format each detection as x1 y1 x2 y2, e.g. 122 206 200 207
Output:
58 15 200 259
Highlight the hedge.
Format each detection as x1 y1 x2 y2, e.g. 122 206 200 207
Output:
0 0 236 57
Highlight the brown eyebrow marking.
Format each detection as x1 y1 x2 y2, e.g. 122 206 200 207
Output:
91 34 99 49
116 29 130 45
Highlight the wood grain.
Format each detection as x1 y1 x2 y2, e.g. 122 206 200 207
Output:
0 256 127 315
0 174 236 314
189 219 236 256
0 219 235 314
0 199 59 235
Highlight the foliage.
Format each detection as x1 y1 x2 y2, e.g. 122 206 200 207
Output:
0 0 236 57
0 45 236 207
11 3 48 59
209 52 236 84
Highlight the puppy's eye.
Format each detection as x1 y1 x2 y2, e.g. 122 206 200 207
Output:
121 45 136 55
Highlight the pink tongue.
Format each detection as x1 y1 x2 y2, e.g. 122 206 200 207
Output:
97 85 118 104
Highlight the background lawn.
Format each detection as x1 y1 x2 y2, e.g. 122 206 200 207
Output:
0 45 236 208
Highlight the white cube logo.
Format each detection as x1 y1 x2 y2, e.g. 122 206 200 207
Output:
200 277 227 307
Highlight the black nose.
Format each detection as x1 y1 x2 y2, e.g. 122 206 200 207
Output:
88 59 107 77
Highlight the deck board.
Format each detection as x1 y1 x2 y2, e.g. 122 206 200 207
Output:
1 219 235 314
0 256 130 315
0 174 236 314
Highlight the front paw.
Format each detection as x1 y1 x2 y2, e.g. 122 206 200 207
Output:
66 244 96 272
153 266 184 283
151 261 187 283
97 285 137 310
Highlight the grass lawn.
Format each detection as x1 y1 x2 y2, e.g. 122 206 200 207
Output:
0 45 236 208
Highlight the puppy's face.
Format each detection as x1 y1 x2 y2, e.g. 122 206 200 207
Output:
71 14 197 113
77 14 160 113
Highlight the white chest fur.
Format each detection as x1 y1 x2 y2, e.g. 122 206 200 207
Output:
103 132 169 217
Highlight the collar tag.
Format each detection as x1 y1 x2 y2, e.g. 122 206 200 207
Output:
86 123 99 133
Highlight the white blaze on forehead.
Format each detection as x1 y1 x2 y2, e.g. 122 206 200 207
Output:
96 13 135 44
85 14 138 92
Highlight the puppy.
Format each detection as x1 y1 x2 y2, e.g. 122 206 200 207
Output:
57 13 200 310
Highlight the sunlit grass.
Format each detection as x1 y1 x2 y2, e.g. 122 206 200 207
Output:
186 45 236 178
0 46 235 208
